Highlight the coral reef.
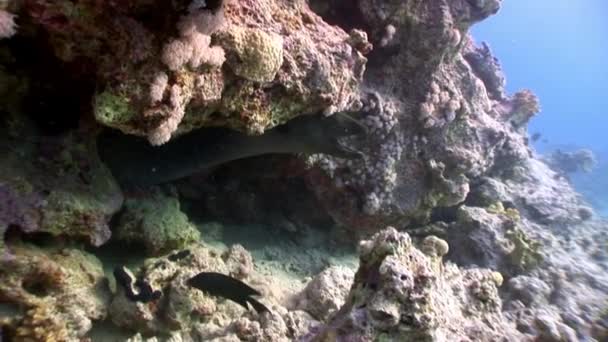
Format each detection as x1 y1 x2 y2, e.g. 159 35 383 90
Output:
305 227 522 341
0 0 607 340
298 0 540 235
544 148 598 175
0 120 123 253
108 241 321 340
0 243 110 340
114 189 200 256
14 0 367 144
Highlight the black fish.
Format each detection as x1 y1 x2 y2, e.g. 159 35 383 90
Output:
98 112 366 189
187 272 270 314
114 266 162 303
168 249 191 261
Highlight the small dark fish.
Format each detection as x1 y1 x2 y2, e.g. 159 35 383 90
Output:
531 132 542 142
168 249 191 261
114 266 162 303
187 272 270 314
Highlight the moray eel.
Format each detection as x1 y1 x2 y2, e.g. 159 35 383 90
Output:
187 272 270 314
97 113 365 189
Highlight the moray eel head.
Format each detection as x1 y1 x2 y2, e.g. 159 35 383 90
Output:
278 112 367 159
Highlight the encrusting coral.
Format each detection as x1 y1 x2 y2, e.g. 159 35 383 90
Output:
0 243 110 341
109 227 526 341
304 227 522 341
114 190 201 256
12 0 367 145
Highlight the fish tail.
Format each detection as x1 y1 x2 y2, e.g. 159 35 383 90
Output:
247 297 270 314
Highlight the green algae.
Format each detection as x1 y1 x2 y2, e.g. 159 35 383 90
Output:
116 192 200 255
93 90 137 127
486 201 521 222
505 228 543 271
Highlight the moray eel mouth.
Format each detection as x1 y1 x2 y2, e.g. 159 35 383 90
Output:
97 112 367 188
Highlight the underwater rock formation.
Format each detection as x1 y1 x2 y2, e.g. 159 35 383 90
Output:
13 0 367 145
0 243 110 340
109 227 530 341
298 0 540 234
544 148 598 175
109 242 322 341
0 117 123 254
305 227 523 341
114 189 200 255
296 265 354 321
1 0 608 340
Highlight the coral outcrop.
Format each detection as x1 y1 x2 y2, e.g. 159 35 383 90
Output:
305 227 522 341
109 242 321 341
298 0 534 234
114 189 200 256
0 119 123 254
13 0 367 145
0 243 110 340
296 265 354 321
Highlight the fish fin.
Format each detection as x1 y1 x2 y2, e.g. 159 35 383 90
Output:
234 297 250 310
247 297 270 314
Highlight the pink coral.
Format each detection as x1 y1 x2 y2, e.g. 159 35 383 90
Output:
163 32 225 71
177 10 225 37
149 72 169 103
0 10 16 39
162 39 193 71
148 85 187 146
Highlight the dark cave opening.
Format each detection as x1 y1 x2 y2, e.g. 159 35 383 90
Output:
430 205 460 224
308 0 369 33
177 154 336 234
3 225 58 249
1 32 96 136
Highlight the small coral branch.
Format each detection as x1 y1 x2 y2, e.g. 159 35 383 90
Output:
0 9 16 39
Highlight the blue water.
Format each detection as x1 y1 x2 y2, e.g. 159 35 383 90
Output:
472 0 608 216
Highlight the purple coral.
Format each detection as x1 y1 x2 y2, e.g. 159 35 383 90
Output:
310 91 405 215
0 183 43 234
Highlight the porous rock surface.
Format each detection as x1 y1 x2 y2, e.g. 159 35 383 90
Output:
12 0 367 144
109 242 321 341
304 227 523 341
112 228 527 341
1 0 608 341
114 189 201 256
0 242 110 340
0 113 123 254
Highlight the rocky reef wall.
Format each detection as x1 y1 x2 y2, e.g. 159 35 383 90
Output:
1 0 607 341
